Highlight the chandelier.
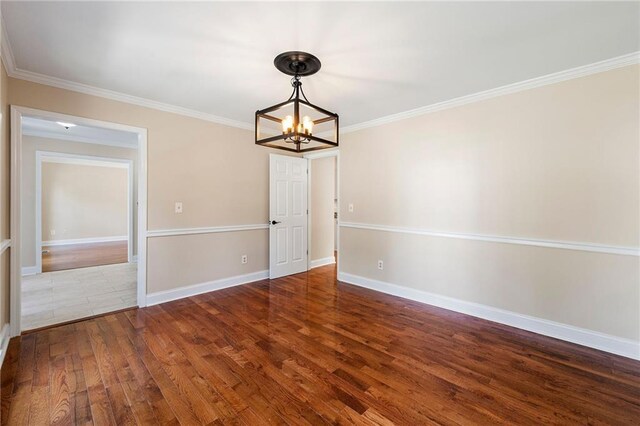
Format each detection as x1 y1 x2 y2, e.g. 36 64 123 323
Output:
255 51 339 152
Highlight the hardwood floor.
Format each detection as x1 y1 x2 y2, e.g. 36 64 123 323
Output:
2 264 639 425
42 241 128 272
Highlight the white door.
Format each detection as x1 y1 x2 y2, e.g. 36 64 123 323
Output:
269 154 308 279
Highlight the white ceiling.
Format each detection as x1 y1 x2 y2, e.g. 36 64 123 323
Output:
22 116 139 148
3 2 639 128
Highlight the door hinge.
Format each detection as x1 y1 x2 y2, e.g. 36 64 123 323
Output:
307 209 309 215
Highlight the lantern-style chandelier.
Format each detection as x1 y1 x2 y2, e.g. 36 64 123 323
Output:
255 51 339 152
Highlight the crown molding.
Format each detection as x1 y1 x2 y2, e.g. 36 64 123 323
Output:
341 51 640 134
2 20 637 135
0 15 16 73
8 68 254 131
0 24 253 131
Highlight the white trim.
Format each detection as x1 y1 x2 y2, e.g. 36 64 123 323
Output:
36 151 135 272
21 266 37 276
310 256 336 269
42 236 128 246
341 52 640 134
3 12 635 137
147 224 269 238
338 272 640 360
0 324 11 368
340 222 639 257
10 106 22 336
13 106 150 135
41 155 130 168
0 15 16 73
146 270 269 306
11 106 148 336
10 68 253 130
304 150 340 273
303 149 340 160
0 239 10 254
0 29 251 131
23 128 138 149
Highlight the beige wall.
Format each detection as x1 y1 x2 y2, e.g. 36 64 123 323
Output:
42 162 128 243
8 77 288 294
148 230 268 293
340 65 640 342
21 136 138 267
310 156 336 262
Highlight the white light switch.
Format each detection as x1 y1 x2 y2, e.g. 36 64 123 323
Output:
175 202 183 214
348 203 354 213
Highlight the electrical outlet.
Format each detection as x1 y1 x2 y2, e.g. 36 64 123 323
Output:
50 229 56 236
348 203 354 213
241 255 248 264
377 260 384 270
175 202 183 214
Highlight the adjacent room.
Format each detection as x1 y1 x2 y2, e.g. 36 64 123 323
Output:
18 115 140 331
0 1 638 425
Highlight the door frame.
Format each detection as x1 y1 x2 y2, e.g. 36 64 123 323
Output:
35 151 135 274
303 149 340 273
10 105 148 337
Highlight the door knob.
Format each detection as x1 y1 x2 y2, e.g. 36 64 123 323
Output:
271 220 281 225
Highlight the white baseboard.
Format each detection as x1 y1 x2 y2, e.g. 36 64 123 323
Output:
0 323 11 368
21 266 38 276
43 236 127 246
146 270 269 306
338 272 640 360
310 256 336 269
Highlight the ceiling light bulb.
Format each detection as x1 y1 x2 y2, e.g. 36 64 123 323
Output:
56 121 76 129
302 116 313 135
282 115 293 133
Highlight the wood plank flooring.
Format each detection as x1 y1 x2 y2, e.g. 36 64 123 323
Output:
42 241 128 272
2 264 639 424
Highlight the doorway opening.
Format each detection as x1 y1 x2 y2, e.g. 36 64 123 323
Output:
10 106 148 335
306 150 339 272
267 150 339 280
36 152 134 273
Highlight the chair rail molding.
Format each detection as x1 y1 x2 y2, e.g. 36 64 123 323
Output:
146 224 269 238
340 222 640 257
